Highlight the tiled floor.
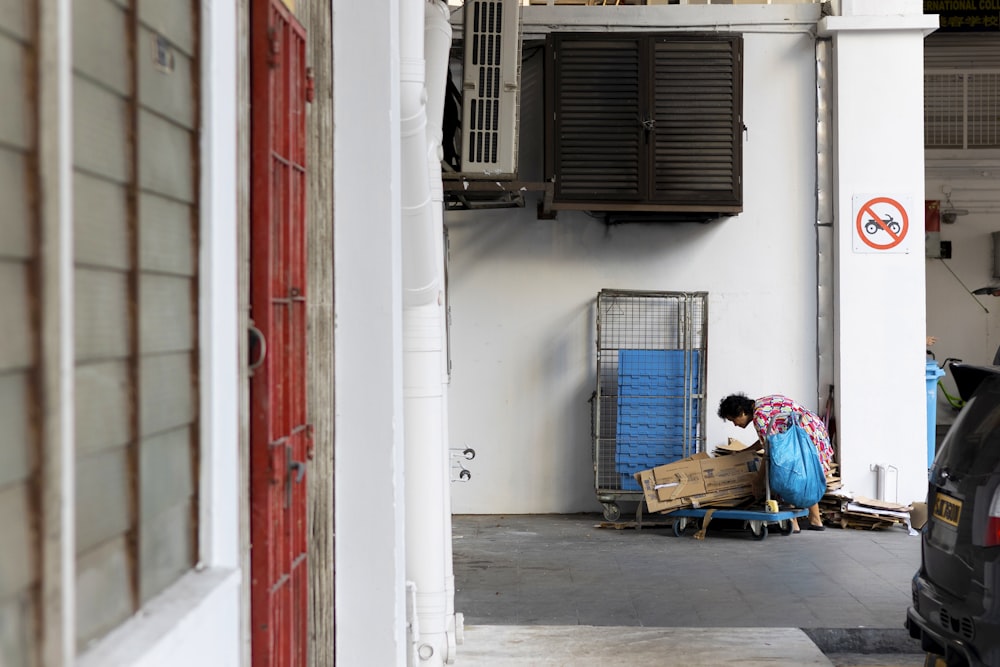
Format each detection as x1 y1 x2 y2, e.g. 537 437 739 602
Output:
452 513 920 630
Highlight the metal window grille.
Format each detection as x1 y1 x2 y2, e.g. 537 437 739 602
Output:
593 290 708 511
925 69 1000 149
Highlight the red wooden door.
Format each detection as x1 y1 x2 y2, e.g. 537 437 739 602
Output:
250 1 309 665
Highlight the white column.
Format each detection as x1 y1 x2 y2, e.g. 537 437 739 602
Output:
38 0 75 663
820 1 938 506
333 1 408 666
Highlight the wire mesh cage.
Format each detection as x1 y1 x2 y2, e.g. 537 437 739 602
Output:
593 289 708 520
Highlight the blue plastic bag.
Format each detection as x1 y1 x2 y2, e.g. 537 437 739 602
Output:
767 421 827 509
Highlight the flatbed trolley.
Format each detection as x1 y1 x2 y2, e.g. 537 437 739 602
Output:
665 423 810 540
666 505 808 540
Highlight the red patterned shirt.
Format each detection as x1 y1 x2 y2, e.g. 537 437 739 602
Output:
752 394 834 473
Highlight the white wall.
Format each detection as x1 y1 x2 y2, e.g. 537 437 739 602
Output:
448 29 822 514
925 163 1000 426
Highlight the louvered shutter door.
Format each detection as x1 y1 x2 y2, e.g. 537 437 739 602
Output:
651 37 741 206
552 36 643 202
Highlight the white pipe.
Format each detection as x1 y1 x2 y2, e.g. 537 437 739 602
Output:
38 0 75 662
403 306 448 666
402 0 449 665
401 0 438 309
423 2 458 662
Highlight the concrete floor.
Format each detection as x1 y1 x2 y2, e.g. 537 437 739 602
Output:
451 513 928 665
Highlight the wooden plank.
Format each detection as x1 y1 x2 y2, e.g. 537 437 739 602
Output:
0 590 37 667
138 499 194 604
73 76 129 182
74 447 130 556
75 536 133 649
137 0 195 56
139 426 193 523
74 267 130 362
0 372 30 490
0 484 33 599
72 0 128 95
0 35 27 150
0 262 32 373
74 171 129 270
75 361 130 456
0 0 28 41
138 25 195 129
139 352 194 436
140 274 193 354
139 193 194 275
138 109 194 203
0 147 29 260
306 0 336 663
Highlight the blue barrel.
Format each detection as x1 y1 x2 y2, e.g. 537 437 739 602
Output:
926 360 946 468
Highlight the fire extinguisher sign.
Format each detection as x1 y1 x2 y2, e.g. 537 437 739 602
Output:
852 194 914 254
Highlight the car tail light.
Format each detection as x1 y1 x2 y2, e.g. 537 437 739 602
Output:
988 488 1000 547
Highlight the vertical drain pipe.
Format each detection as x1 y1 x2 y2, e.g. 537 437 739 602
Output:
815 38 835 414
423 2 462 663
401 0 448 664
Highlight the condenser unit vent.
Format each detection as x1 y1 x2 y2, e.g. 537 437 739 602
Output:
460 0 521 176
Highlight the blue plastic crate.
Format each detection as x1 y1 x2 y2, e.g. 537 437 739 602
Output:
614 349 702 484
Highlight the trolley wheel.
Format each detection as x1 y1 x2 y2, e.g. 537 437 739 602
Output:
602 502 621 522
778 519 794 536
748 520 768 541
672 517 688 537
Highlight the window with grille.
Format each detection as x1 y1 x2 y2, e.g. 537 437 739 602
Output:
924 33 1000 150
546 33 743 214
925 69 1000 149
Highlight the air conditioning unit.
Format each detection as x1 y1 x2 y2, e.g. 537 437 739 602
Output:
460 0 522 177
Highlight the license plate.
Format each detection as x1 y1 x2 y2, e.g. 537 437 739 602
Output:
932 493 962 527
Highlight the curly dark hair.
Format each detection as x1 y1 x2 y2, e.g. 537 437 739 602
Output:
717 393 755 420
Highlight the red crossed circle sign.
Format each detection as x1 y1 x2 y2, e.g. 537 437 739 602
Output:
855 197 908 250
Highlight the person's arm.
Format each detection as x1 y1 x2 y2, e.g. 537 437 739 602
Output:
749 408 768 497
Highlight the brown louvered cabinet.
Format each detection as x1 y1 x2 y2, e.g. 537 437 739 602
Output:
546 32 743 216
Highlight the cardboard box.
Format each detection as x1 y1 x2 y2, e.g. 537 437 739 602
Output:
635 448 760 514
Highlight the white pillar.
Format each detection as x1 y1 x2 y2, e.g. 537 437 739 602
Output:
820 1 938 506
333 1 408 665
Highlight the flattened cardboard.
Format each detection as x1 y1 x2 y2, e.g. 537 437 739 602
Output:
635 448 760 514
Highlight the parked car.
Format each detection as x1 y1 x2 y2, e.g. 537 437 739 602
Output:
907 363 1000 667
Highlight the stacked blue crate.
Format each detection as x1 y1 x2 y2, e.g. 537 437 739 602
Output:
616 349 701 491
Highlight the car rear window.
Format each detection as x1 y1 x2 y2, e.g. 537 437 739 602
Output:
934 374 1000 477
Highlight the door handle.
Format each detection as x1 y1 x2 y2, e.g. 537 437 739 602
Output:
289 460 306 484
248 321 267 375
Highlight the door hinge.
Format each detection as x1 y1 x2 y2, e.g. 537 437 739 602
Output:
305 67 315 103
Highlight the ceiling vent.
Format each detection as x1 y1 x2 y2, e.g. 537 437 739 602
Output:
460 0 522 177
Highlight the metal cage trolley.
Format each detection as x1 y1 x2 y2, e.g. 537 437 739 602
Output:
592 289 708 522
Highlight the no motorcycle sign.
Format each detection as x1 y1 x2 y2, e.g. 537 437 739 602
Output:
852 194 914 254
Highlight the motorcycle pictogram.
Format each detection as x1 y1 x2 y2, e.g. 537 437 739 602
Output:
865 214 901 235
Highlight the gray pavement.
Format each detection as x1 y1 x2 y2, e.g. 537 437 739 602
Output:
451 513 927 665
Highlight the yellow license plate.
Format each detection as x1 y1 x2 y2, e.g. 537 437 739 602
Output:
932 493 962 527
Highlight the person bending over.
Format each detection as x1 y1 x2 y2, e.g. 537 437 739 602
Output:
717 393 833 533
